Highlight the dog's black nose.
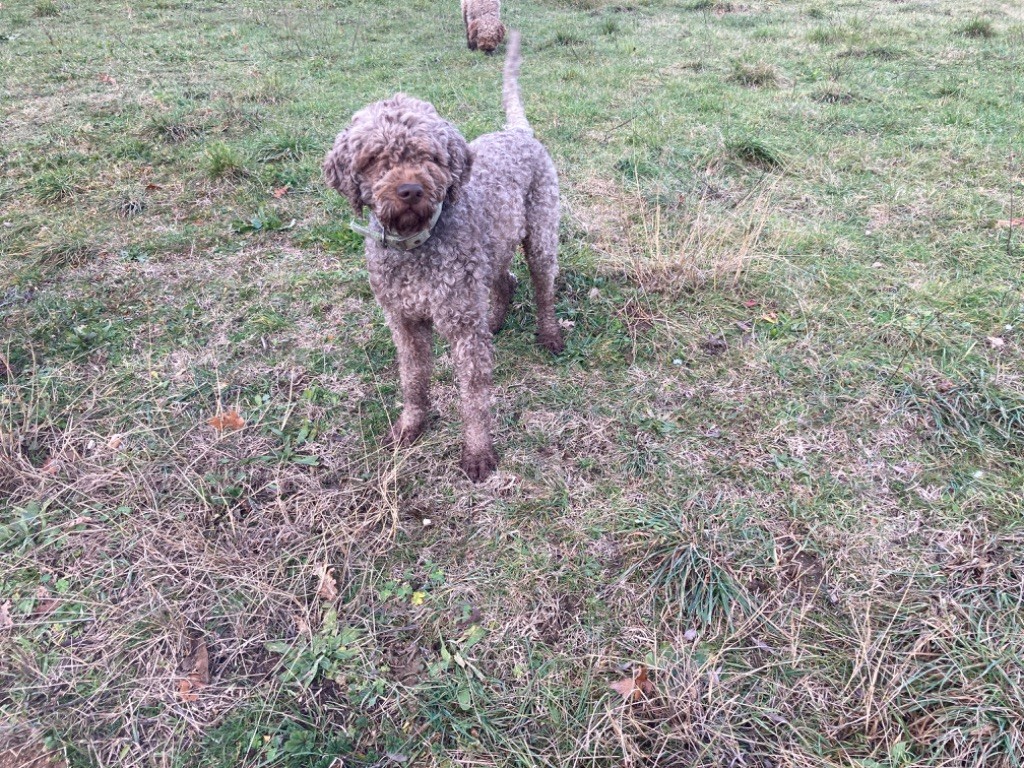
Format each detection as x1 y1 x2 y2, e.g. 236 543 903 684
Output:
397 183 424 202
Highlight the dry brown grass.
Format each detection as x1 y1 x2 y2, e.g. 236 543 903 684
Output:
600 179 778 297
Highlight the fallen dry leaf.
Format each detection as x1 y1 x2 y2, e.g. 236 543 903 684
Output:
610 665 657 701
177 636 210 702
207 409 245 432
759 312 778 323
272 185 289 198
316 566 339 601
32 587 59 619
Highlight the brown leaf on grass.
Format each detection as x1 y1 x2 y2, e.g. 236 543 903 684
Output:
701 333 727 356
272 186 289 198
610 665 657 701
316 566 339 601
207 409 245 432
32 587 59 619
293 614 311 637
177 637 210 702
994 218 1024 228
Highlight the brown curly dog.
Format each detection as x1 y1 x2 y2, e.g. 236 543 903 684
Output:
462 0 506 53
323 32 563 482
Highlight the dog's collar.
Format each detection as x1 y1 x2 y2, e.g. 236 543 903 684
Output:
350 204 443 251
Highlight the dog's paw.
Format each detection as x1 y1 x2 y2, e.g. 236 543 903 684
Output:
537 330 564 355
461 445 498 482
386 420 424 448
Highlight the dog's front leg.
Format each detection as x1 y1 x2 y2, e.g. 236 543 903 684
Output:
446 325 497 482
387 316 433 446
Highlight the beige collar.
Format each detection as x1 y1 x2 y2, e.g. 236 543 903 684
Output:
350 204 443 251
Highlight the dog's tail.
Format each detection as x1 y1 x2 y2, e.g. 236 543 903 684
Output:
502 30 532 135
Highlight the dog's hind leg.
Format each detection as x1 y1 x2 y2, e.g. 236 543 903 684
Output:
488 270 518 334
522 170 564 354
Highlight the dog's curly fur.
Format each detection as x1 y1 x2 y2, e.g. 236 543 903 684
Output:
462 0 506 53
323 32 563 482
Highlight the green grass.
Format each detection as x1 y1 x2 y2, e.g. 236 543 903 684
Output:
2 0 1023 766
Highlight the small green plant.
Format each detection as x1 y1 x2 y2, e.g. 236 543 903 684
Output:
231 208 294 234
203 142 247 180
63 319 122 354
265 608 370 690
600 17 619 35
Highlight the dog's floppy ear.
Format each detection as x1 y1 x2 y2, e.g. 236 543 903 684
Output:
323 130 364 214
442 124 473 205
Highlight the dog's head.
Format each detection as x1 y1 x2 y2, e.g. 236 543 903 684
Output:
323 94 472 237
469 17 506 53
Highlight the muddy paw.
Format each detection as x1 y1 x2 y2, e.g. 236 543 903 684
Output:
386 421 423 448
460 446 498 482
537 330 564 355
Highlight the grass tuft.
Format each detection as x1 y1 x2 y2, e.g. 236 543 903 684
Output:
729 59 781 88
956 18 995 38
33 239 103 268
115 193 147 218
255 131 318 163
244 71 291 104
31 0 59 17
609 174 776 294
725 136 785 169
813 83 855 103
554 30 585 46
149 112 204 144
30 171 81 204
203 142 248 180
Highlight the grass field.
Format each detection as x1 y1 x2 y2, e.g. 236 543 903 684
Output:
2 0 1023 766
